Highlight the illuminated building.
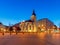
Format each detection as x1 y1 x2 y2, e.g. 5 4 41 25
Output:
0 10 57 32
37 18 57 32
0 22 6 32
12 10 57 32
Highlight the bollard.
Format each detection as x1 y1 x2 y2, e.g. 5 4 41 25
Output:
2 32 4 35
23 32 24 34
16 32 17 35
10 31 12 35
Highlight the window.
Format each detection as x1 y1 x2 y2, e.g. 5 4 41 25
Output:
30 25 31 30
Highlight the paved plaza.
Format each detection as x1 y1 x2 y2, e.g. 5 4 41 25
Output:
0 32 60 45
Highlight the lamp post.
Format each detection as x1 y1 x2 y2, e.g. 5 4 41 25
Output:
1 28 4 35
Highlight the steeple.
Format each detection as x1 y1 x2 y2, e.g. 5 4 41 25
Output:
31 10 36 22
32 10 36 16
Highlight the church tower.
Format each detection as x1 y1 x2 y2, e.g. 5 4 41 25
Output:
31 10 36 22
31 10 37 32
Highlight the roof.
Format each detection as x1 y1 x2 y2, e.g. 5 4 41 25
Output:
25 20 34 22
38 18 48 21
38 18 54 24
12 22 21 27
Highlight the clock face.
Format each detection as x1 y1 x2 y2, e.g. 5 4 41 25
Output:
31 15 34 19
31 15 36 21
31 15 36 18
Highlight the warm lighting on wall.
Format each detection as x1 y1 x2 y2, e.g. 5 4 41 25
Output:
13 30 15 32
25 30 28 32
28 30 36 32
38 25 40 27
43 27 45 28
1 28 4 31
44 31 46 32
34 30 36 32
42 24 43 27
41 29 44 31
28 30 32 32
48 29 49 30
4 29 6 32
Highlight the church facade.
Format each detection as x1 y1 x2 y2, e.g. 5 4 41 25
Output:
17 10 57 32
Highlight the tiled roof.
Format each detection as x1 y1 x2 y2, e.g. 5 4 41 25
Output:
25 20 34 22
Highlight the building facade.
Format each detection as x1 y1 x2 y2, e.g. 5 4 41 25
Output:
16 10 56 32
37 18 56 32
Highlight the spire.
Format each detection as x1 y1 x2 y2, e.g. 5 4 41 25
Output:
32 10 36 16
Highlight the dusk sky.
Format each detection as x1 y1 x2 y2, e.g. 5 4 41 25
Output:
0 0 60 27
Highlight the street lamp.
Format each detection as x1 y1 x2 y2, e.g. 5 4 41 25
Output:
1 28 4 35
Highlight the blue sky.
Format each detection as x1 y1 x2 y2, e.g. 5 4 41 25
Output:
0 0 60 27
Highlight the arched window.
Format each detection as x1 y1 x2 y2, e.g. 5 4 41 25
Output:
23 26 24 30
30 25 31 30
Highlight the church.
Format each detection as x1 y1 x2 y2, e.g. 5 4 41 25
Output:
14 10 57 32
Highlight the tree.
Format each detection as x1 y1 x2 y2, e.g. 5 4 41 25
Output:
16 27 21 35
9 27 13 35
